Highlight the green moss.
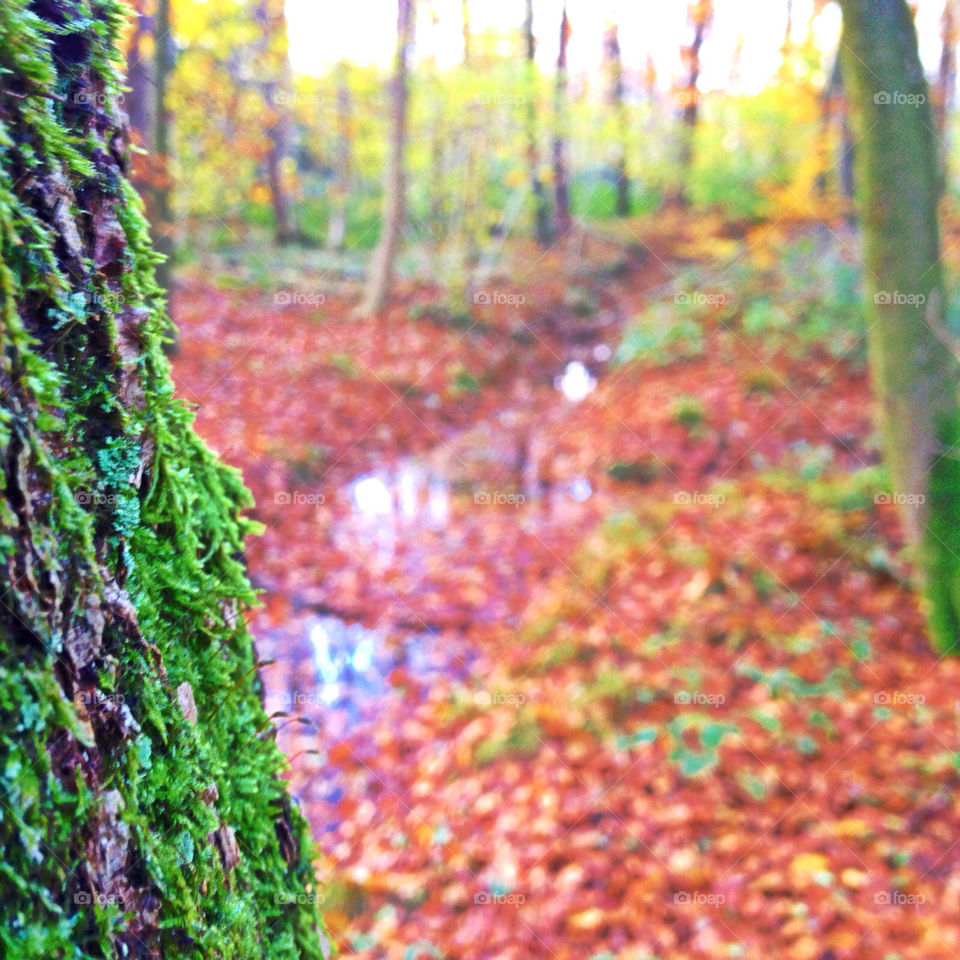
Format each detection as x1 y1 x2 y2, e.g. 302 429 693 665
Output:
0 2 327 957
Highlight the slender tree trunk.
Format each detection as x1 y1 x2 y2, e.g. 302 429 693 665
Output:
604 24 630 217
840 0 960 653
152 0 175 300
359 0 413 316
673 0 713 205
551 3 571 237
462 0 471 65
936 0 959 187
254 0 300 245
125 3 153 138
326 68 352 251
0 0 326 953
524 0 553 246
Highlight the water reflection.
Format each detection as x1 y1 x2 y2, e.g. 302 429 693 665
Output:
350 463 450 528
555 361 596 402
306 615 469 730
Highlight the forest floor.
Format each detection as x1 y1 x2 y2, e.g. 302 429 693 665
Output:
171 211 960 960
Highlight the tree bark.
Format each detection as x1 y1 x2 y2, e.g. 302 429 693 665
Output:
359 0 414 316
0 1 327 953
840 0 960 652
551 2 571 237
524 0 553 246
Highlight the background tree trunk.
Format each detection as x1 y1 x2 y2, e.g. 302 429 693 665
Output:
551 2 571 237
524 0 553 246
326 65 352 251
359 0 414 316
152 0 175 299
603 23 630 217
0 2 327 954
936 0 958 187
840 0 960 652
254 0 301 245
673 0 713 205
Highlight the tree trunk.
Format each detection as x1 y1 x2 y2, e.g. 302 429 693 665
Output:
936 0 959 186
254 0 300 245
326 67 352 251
551 3 571 237
462 0 471 65
524 0 553 246
603 24 630 217
359 0 414 316
673 0 713 205
840 0 960 653
0 2 327 954
123 0 175 348
151 0 175 302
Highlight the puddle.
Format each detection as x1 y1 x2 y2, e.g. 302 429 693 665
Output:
350 462 450 528
555 360 597 402
304 615 471 734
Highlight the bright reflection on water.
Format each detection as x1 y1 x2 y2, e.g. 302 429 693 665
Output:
352 475 393 516
568 476 593 502
307 615 468 728
350 464 450 528
555 361 596 402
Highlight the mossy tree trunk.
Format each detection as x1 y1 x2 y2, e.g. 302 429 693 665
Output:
840 0 960 653
0 2 327 957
